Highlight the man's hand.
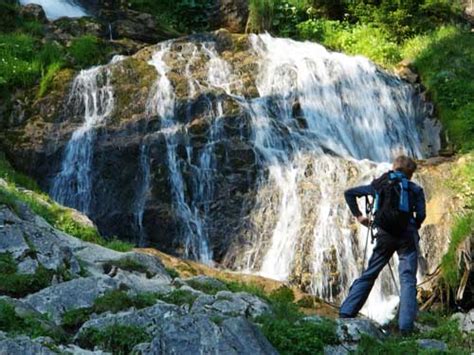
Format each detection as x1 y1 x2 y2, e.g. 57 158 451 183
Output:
357 215 370 227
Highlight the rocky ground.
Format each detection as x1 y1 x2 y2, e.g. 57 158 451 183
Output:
1 198 472 354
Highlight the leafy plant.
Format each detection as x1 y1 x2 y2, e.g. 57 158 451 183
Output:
155 289 198 306
68 35 109 68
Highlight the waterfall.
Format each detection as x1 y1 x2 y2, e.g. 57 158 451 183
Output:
145 41 236 264
49 32 440 324
51 63 115 214
19 0 88 20
228 34 439 324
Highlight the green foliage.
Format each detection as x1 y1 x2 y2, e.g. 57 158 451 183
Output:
247 0 275 33
62 290 157 332
0 299 67 342
222 280 270 302
38 62 63 98
103 238 135 252
127 0 212 33
184 279 228 295
155 289 198 306
68 35 109 68
77 324 151 354
0 252 54 297
165 267 180 279
107 257 149 275
440 212 474 288
61 307 93 333
404 26 474 152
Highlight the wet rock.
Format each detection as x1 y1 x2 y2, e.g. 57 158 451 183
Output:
417 339 447 351
451 309 474 333
47 17 103 44
134 315 277 355
20 4 48 23
24 276 120 323
0 331 56 355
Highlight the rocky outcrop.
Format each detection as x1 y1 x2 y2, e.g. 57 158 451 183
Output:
210 0 249 33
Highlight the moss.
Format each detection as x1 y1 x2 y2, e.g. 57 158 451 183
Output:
77 324 151 354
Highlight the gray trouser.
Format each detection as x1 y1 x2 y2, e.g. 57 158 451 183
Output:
339 230 418 331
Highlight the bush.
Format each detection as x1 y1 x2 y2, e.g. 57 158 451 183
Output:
106 257 149 275
104 238 134 252
77 324 150 354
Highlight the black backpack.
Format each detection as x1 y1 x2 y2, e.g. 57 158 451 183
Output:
371 171 411 235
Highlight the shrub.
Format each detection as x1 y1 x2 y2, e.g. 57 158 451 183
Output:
38 62 62 98
106 257 149 275
165 267 180 279
61 307 93 333
77 324 150 354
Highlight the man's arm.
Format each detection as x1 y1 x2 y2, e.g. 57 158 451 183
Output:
344 184 376 218
414 187 426 229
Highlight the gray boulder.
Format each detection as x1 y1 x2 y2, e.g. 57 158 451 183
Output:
24 276 119 323
191 291 271 319
451 309 474 333
0 205 81 275
417 339 448 351
174 275 228 293
135 315 278 355
76 301 182 339
336 318 386 343
0 331 56 355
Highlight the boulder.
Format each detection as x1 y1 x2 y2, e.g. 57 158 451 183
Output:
0 331 56 355
417 339 448 351
191 291 271 319
336 318 386 344
0 205 81 275
20 4 48 23
24 276 120 323
134 315 278 355
451 309 474 333
76 301 182 339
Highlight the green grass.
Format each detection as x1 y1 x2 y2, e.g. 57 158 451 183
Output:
184 278 228 295
165 267 180 279
68 35 109 68
155 289 199 307
77 324 150 354
103 238 134 252
0 299 67 342
403 26 474 152
440 212 474 288
0 252 55 298
105 257 149 275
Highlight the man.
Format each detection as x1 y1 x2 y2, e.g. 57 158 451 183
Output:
339 155 426 334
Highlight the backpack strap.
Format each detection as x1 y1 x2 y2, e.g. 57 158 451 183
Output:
389 171 410 212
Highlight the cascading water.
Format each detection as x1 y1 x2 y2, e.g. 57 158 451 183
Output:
51 63 115 214
49 32 440 324
227 34 439 324
144 41 237 264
